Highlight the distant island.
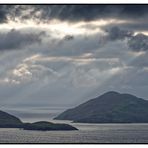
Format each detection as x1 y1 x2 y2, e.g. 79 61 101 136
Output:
55 91 148 123
0 110 78 131
23 121 77 131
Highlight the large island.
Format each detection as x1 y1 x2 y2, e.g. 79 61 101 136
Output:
55 91 148 123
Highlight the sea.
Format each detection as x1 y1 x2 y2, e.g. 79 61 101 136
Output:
0 106 148 143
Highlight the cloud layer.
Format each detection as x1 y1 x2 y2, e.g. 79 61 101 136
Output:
1 5 148 23
0 29 45 50
0 5 148 109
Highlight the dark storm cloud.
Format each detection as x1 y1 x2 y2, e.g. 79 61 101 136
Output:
1 5 117 23
0 5 21 23
105 26 133 41
0 5 9 23
128 33 148 52
110 21 148 32
63 35 74 41
0 29 45 50
100 26 148 52
32 5 148 22
1 5 148 23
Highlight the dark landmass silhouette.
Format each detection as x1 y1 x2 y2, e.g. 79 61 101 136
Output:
55 91 148 123
23 121 78 131
0 110 77 131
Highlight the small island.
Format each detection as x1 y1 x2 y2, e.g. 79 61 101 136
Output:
0 110 78 131
22 121 78 131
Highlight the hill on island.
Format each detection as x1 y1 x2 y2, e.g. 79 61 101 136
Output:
0 110 77 130
0 110 23 128
54 91 148 123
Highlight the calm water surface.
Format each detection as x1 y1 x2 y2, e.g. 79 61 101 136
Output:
0 123 148 143
0 107 148 143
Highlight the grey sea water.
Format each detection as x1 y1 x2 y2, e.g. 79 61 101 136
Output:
1 123 148 143
0 106 148 143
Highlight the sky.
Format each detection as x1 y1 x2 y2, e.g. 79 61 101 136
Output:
0 5 148 109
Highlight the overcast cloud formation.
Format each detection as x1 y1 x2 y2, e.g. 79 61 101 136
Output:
0 5 148 111
0 29 45 50
1 5 148 23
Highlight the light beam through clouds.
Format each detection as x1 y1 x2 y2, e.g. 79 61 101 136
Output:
0 5 148 110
